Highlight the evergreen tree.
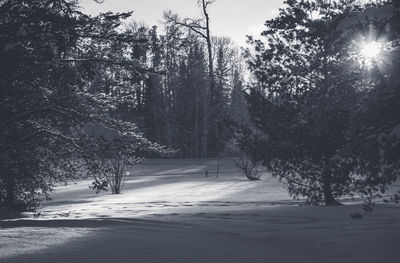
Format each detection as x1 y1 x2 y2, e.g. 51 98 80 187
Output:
209 45 231 156
175 42 209 157
338 1 400 201
0 0 167 209
244 0 398 205
143 26 167 144
230 69 249 126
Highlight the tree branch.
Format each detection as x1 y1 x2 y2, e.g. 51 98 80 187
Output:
0 108 49 130
164 11 207 39
4 129 82 152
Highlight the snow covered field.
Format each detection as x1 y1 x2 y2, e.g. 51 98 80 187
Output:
1 159 399 263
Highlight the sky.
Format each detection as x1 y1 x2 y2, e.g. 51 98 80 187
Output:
80 0 284 46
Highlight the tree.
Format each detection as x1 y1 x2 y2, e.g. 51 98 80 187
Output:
244 0 398 205
174 41 209 157
82 122 170 194
230 69 249 126
164 0 216 157
161 21 184 148
0 0 165 209
209 44 232 155
0 0 91 209
338 1 400 202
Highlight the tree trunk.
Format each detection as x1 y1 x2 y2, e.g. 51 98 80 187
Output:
152 106 161 143
5 176 15 207
202 0 214 158
195 98 199 157
201 83 208 157
322 170 342 206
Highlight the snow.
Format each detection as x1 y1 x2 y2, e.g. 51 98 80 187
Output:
31 159 293 219
1 158 399 263
389 124 400 137
0 227 95 259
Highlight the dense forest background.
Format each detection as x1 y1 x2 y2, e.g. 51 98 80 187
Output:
117 21 249 158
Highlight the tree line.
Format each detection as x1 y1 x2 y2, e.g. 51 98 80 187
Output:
127 9 249 158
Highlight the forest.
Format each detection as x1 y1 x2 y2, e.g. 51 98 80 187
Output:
0 0 251 209
1 0 400 209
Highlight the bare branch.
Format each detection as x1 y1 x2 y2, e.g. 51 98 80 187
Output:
164 10 207 39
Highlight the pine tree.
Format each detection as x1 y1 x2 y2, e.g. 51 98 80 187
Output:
230 69 249 126
0 0 167 209
244 0 399 205
174 41 209 157
143 26 167 144
209 45 231 156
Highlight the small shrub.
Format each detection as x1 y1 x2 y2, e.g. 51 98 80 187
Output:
235 154 262 181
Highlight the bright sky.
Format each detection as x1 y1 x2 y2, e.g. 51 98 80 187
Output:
80 0 284 46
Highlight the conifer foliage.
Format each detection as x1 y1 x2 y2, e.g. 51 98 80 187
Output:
244 0 400 205
0 0 170 209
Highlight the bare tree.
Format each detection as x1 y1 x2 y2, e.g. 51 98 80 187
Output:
235 154 262 181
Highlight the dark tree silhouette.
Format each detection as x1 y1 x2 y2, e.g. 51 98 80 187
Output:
243 0 400 205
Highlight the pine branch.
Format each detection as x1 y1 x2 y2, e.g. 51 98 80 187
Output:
0 108 49 130
4 129 82 152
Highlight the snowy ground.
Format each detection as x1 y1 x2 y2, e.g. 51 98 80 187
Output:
1 158 399 263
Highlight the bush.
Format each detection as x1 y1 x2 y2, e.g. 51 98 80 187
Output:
235 154 262 181
82 122 174 194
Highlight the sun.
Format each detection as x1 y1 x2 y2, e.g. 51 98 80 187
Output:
354 39 388 68
360 41 381 60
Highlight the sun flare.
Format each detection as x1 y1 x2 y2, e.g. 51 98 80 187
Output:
360 41 381 60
